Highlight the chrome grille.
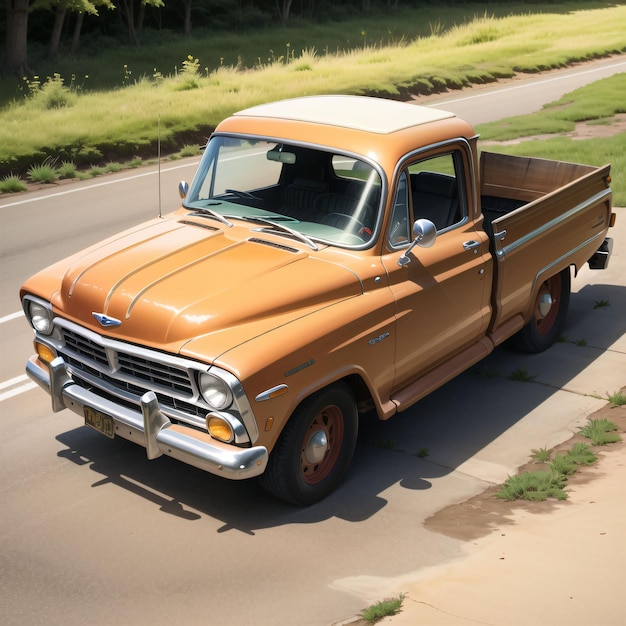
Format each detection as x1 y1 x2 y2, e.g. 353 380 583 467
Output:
63 329 108 367
117 353 191 394
60 327 195 400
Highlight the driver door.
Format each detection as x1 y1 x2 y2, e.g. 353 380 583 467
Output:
382 148 492 392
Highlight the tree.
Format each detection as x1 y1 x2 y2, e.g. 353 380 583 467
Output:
275 0 292 25
4 0 33 77
31 0 114 58
115 0 164 46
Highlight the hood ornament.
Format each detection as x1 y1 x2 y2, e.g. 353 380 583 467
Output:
92 312 122 327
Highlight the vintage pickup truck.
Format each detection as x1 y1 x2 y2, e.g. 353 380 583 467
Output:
21 95 615 504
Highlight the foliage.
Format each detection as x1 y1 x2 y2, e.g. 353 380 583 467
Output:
27 157 58 183
173 55 202 91
530 447 551 463
0 174 27 193
579 418 622 445
608 391 626 407
57 160 78 179
1 4 625 202
23 73 77 109
508 367 537 383
178 144 202 157
360 594 405 624
548 444 596 475
564 442 597 467
497 469 568 501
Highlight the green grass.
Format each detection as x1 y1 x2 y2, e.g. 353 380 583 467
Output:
476 73 626 204
57 160 78 179
497 469 568 501
579 418 622 445
530 447 552 463
27 158 58 184
608 391 626 407
548 443 597 475
0 174 27 193
499 440 608 502
498 445 596 501
508 367 537 383
360 594 405 623
1 3 626 189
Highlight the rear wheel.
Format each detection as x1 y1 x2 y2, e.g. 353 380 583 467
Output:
260 383 358 505
511 267 571 353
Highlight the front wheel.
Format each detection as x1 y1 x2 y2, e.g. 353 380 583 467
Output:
510 267 571 353
260 383 358 505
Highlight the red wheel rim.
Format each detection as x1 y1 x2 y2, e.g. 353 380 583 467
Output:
534 273 562 336
300 404 344 485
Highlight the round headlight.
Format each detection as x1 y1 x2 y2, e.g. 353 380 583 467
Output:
198 373 233 410
29 301 53 335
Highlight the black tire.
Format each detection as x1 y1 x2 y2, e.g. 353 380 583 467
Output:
510 267 571 353
259 383 358 506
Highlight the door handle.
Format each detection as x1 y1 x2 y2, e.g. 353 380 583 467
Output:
463 240 480 251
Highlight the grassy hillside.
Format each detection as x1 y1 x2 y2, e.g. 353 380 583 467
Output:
1 2 625 202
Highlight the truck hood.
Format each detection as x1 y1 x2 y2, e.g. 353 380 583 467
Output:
53 217 363 357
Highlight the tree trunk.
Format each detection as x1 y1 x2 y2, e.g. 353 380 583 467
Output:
47 5 67 58
3 0 32 77
136 1 145 33
118 0 139 46
183 0 192 36
275 0 292 26
70 11 85 55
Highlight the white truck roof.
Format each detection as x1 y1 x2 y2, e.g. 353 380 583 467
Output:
234 95 455 135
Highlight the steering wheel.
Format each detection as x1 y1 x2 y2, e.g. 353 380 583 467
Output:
325 212 371 240
224 189 259 200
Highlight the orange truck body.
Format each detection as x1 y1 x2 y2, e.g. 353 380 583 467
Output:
21 96 615 504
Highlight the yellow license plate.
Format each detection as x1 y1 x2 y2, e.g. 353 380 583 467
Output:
84 406 115 439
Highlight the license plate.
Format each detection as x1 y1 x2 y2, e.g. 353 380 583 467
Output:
84 406 115 439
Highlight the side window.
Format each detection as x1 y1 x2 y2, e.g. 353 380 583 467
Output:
408 152 465 231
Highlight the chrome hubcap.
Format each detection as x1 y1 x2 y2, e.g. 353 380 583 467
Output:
538 293 554 317
304 430 328 464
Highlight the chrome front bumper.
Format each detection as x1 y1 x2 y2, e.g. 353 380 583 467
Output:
26 355 268 480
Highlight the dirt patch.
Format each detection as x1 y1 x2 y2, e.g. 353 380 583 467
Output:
424 396 626 542
482 112 626 146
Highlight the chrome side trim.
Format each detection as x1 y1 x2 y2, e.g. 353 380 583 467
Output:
497 189 611 258
26 356 268 480
255 384 288 402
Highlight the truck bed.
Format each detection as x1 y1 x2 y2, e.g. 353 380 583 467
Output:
478 151 612 343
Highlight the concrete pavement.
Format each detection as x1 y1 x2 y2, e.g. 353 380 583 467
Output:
335 207 625 626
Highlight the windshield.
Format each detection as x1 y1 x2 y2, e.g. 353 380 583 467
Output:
184 136 382 247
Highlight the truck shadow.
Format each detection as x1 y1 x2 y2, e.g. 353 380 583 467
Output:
55 282 625 533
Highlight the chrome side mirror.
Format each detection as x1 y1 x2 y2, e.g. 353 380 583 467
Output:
178 180 189 199
398 219 437 266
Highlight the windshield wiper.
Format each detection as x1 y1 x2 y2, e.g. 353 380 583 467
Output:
189 204 233 227
232 215 318 250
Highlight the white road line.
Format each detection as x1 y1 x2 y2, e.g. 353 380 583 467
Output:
0 159 200 209
0 374 29 390
427 61 626 106
0 310 24 324
0 375 38 401
0 382 38 402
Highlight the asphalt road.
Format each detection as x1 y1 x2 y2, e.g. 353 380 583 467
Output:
1 56 624 626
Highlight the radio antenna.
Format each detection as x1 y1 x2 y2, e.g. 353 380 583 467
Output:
157 114 162 218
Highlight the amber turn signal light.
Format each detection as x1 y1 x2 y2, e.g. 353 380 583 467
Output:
34 341 56 364
206 414 233 443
